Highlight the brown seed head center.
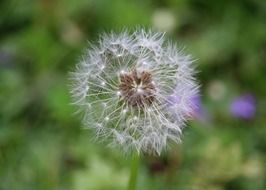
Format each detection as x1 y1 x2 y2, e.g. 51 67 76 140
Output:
119 69 156 107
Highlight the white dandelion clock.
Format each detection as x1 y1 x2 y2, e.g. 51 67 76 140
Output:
70 29 199 155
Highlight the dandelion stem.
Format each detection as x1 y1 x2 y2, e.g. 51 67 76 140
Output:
127 153 140 190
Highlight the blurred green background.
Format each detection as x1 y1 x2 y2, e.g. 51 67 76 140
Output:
0 0 266 189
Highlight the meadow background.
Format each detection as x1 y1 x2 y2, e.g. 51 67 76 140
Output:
0 0 266 189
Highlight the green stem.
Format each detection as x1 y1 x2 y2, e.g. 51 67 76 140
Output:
127 153 140 190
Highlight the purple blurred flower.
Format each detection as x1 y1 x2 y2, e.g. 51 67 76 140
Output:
190 96 210 122
191 96 203 116
230 94 256 120
167 95 209 123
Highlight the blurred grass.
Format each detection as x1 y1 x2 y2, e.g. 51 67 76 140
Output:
0 0 266 189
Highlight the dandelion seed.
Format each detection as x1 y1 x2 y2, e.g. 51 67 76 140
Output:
122 109 128 114
116 91 122 96
70 29 199 155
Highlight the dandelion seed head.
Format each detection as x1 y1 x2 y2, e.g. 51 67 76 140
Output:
70 29 199 155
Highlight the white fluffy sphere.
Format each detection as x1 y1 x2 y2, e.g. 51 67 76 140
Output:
70 29 199 155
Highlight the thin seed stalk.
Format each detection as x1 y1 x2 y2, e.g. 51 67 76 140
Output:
127 153 140 190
